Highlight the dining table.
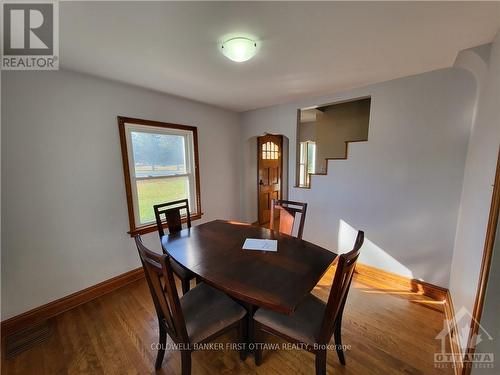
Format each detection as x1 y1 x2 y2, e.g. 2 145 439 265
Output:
160 219 337 346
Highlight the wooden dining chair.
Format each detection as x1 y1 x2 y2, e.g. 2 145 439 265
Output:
253 230 364 375
154 199 195 294
269 199 308 239
135 236 248 374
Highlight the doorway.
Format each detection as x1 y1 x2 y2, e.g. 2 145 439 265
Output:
257 134 283 224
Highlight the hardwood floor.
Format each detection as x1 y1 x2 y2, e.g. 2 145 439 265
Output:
2 265 452 375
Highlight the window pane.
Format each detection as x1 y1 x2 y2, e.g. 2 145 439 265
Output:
131 131 186 177
299 164 305 186
300 142 306 164
136 176 190 224
307 143 316 173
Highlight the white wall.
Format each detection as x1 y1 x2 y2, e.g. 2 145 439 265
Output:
241 67 476 287
1 70 241 320
450 32 500 354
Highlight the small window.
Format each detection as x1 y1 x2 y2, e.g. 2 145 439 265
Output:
262 141 279 160
299 141 316 187
118 117 202 235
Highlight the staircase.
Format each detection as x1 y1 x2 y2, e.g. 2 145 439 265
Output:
297 97 370 188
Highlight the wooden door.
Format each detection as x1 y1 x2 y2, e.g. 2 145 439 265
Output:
258 135 283 224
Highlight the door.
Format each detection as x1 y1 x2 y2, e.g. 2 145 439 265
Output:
258 134 283 224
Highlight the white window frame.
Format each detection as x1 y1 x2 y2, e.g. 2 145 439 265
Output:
124 123 198 226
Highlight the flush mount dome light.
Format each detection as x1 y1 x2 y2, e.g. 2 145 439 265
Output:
220 37 258 62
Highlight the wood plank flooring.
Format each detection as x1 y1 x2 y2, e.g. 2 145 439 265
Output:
2 265 452 374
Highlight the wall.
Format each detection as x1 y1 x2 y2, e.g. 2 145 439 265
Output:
1 69 241 320
241 67 476 287
298 122 316 142
314 99 370 173
449 33 500 354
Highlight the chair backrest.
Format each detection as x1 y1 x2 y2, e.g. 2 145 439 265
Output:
134 235 189 343
318 230 364 344
153 199 191 239
269 199 308 239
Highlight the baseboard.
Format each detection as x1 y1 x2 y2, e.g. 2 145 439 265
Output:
354 263 448 301
443 290 463 375
1 267 144 338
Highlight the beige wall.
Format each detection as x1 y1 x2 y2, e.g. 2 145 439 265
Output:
299 122 316 142
314 99 370 173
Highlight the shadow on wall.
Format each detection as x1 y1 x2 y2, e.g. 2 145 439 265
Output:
338 219 414 279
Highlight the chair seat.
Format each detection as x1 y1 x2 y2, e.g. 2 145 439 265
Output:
170 258 195 280
181 283 247 344
254 294 325 345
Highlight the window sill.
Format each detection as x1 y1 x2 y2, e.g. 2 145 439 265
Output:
127 212 203 237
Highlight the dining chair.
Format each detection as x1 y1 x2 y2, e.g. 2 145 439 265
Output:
253 230 364 375
269 199 308 239
135 235 248 374
154 199 195 294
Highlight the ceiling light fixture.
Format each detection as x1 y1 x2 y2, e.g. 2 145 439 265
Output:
220 37 258 63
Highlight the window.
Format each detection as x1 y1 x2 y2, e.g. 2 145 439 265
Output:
262 141 279 160
118 117 201 235
299 141 316 187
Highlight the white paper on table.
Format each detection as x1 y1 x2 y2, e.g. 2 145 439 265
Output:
242 238 278 252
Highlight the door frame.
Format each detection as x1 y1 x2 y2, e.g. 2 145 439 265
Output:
257 134 284 224
463 146 500 375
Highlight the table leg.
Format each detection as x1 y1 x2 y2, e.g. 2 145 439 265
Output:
244 303 256 355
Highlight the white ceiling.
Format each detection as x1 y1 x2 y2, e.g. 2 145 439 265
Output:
61 2 500 112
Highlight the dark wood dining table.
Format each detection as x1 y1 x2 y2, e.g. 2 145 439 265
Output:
161 219 337 315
